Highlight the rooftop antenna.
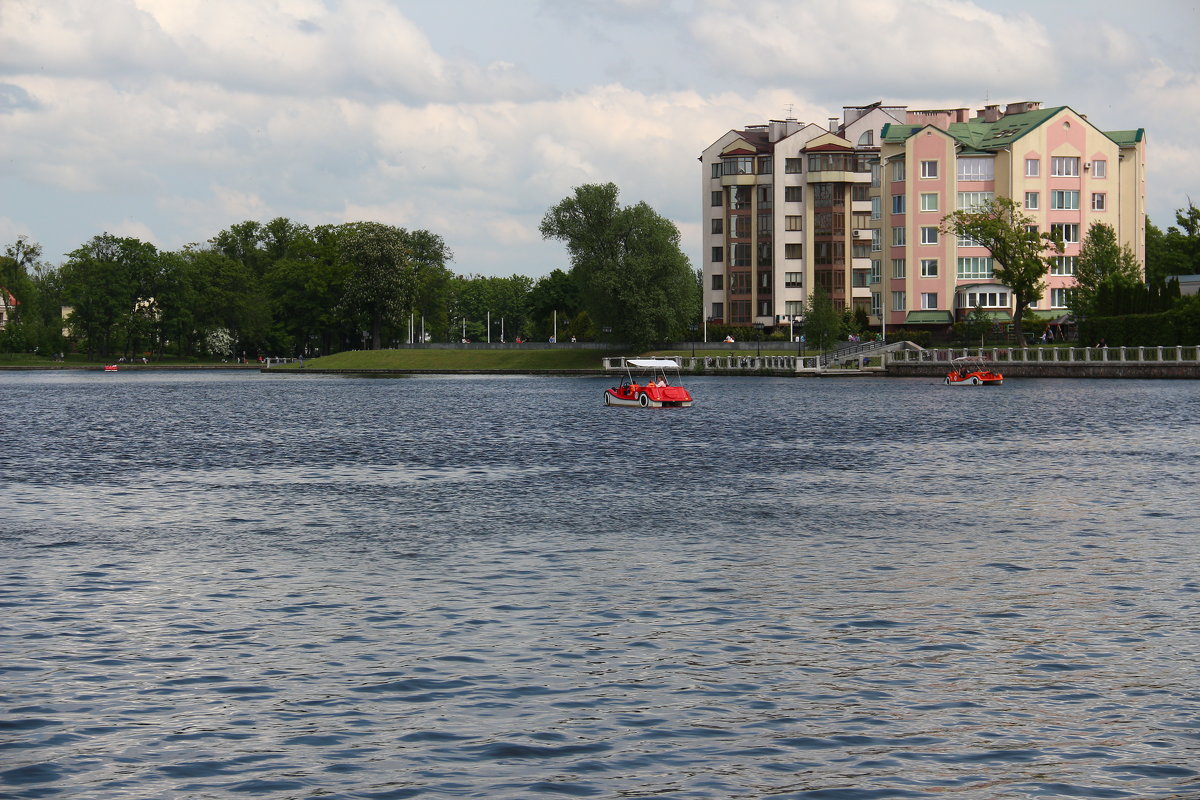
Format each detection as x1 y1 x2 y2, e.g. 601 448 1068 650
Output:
785 103 794 119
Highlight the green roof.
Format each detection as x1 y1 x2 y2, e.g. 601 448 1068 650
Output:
881 106 1143 154
904 310 954 325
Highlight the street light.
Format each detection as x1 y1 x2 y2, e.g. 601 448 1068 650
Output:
753 322 764 357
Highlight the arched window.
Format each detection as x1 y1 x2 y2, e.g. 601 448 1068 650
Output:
858 130 874 147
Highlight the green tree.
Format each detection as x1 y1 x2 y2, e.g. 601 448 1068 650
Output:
1072 222 1142 318
539 182 696 349
59 234 161 358
801 287 843 353
941 196 1062 346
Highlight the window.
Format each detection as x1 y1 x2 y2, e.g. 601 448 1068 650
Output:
722 156 754 175
785 158 802 174
858 130 875 147
851 184 871 202
920 160 939 179
957 158 994 181
758 156 773 174
711 274 723 290
1091 159 1107 178
891 291 906 311
921 292 938 309
730 186 751 209
730 215 751 237
711 218 723 234
871 229 882 252
1091 193 1106 211
1051 156 1080 177
1050 190 1080 210
870 196 881 220
871 292 882 316
732 243 752 266
711 302 723 320
1025 225 1039 236
891 159 906 182
711 191 722 207
711 246 723 263
892 226 906 246
758 213 773 235
784 215 802 231
785 272 802 287
1051 288 1069 307
956 257 994 279
957 191 994 211
891 258 906 278
759 271 772 289
920 193 939 212
1050 223 1080 244
892 194 906 214
1051 256 1076 276
785 244 802 259
757 242 772 267
729 272 750 293
920 259 939 277
1025 158 1040 177
711 163 721 179
1025 192 1039 210
920 227 939 245
785 300 804 317
957 232 984 248
965 290 1009 308
784 186 803 202
729 300 751 324
869 260 881 285
756 185 773 208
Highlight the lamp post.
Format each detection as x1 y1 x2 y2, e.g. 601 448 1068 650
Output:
753 322 764 357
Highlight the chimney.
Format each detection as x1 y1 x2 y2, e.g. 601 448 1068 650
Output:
828 117 838 133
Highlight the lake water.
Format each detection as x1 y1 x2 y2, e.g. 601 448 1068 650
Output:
1 370 1198 799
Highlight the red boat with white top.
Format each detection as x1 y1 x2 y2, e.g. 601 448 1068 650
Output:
944 356 1003 386
604 359 694 408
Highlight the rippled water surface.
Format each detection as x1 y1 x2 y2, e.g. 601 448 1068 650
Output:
2 370 1198 799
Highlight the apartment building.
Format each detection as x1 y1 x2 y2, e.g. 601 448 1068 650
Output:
701 101 1146 333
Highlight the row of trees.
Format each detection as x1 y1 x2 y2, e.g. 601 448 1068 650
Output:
0 183 701 358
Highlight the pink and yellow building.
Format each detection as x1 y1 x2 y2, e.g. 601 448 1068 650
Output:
700 101 1146 333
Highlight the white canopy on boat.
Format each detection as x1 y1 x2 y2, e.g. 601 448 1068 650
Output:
628 359 680 368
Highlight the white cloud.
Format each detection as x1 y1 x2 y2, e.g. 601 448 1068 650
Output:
689 0 1054 100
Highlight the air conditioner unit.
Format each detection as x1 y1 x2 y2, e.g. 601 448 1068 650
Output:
852 229 869 239
1084 162 1092 170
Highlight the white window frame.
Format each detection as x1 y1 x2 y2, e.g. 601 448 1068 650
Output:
920 160 939 179
957 191 994 211
920 193 939 212
920 258 939 278
891 258 906 279
870 196 881 220
892 226 906 246
1025 158 1040 177
956 158 994 181
1091 193 1106 212
920 227 939 246
891 159 906 182
1051 156 1080 177
892 194 906 214
1091 159 1107 179
1025 192 1039 210
921 292 938 310
1050 288 1069 308
1051 223 1080 244
891 291 906 312
1050 256 1077 276
1050 190 1080 210
956 257 994 279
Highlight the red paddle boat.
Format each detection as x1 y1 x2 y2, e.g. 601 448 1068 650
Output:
604 359 694 408
944 356 1003 386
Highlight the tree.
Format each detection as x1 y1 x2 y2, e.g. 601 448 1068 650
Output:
801 287 842 353
539 182 696 350
59 234 161 358
1072 222 1142 318
941 196 1062 346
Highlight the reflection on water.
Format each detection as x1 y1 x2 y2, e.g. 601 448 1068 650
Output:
1 371 1198 799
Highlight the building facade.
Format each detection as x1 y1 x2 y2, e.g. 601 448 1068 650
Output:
701 101 1146 334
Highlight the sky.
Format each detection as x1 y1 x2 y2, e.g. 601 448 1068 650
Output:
2 0 1198 278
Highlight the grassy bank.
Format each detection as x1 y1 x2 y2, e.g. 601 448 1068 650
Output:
287 348 629 371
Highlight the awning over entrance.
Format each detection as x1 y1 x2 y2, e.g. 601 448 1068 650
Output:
904 310 954 325
1025 309 1071 323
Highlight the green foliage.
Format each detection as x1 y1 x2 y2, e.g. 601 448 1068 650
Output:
540 182 697 350
801 288 843 352
941 196 1061 346
952 304 994 346
885 328 933 348
1079 300 1200 346
1072 222 1142 318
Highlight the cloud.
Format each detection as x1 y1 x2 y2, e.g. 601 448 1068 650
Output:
0 0 543 103
688 0 1055 101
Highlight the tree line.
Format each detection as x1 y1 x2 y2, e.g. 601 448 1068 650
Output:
0 183 700 359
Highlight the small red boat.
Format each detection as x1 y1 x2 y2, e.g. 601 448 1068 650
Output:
103 365 119 372
604 359 694 408
944 356 1003 386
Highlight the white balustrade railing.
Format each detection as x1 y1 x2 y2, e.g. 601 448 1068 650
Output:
894 346 1200 365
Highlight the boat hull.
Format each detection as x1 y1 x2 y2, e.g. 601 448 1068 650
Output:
604 387 693 408
944 372 1003 386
